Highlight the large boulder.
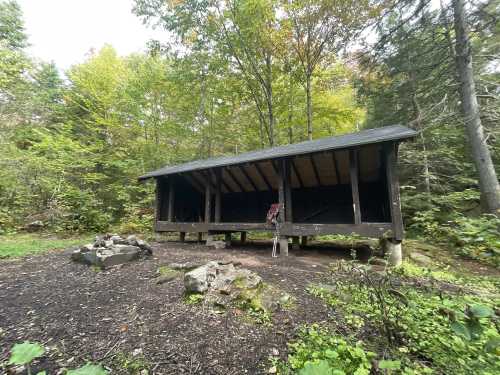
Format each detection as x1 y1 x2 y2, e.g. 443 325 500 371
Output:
184 261 262 294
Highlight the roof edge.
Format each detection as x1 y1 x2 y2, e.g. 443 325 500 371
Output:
138 125 417 181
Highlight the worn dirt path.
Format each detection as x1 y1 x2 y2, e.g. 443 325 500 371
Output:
0 240 356 374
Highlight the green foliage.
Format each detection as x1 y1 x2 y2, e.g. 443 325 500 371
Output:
8 341 44 366
66 364 108 375
282 325 374 375
113 352 149 374
183 292 205 305
306 265 500 374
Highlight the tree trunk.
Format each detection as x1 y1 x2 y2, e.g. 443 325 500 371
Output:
266 53 274 147
306 70 312 141
453 0 500 213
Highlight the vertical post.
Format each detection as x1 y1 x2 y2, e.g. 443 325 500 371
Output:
214 169 222 223
278 160 286 224
385 143 404 241
155 178 162 224
167 177 175 222
292 236 300 250
240 231 247 244
349 149 362 225
197 232 203 242
205 172 212 223
284 159 293 223
301 236 308 247
278 159 288 256
225 233 232 246
180 232 186 242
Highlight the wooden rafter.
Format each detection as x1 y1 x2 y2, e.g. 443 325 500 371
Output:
225 167 245 192
238 165 259 191
331 152 341 184
290 159 303 188
309 155 321 186
254 162 272 190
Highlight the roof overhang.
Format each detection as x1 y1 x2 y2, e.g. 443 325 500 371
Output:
138 125 417 181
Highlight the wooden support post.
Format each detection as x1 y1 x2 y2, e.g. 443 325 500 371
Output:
214 169 222 223
292 236 300 250
349 149 362 225
301 236 308 247
155 178 162 223
180 232 186 242
385 143 404 241
197 232 203 242
167 177 175 222
225 232 232 246
284 159 293 223
205 173 212 223
278 160 286 223
279 237 289 256
240 231 247 244
278 159 288 256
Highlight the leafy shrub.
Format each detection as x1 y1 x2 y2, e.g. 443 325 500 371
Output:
282 325 374 375
307 269 500 374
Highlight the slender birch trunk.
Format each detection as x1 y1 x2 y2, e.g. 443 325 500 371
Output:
453 0 500 213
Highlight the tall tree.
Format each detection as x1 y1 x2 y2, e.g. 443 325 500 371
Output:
284 0 385 140
453 0 500 213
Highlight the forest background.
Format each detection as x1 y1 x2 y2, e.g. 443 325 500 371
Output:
0 0 498 265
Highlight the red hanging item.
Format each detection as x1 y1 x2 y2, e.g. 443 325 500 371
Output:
266 203 281 224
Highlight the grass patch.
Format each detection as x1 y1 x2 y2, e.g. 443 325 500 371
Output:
0 233 92 258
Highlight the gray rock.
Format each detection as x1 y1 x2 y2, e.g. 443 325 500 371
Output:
110 235 123 243
184 261 262 294
126 235 138 246
137 239 153 254
96 245 140 268
184 261 219 293
25 220 44 232
410 251 433 266
168 262 202 271
208 240 226 249
369 257 388 266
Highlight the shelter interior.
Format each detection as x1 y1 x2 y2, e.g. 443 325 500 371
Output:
155 143 391 227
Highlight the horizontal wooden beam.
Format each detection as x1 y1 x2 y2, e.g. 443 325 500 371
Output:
156 221 392 238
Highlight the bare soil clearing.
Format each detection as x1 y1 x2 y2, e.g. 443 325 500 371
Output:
0 240 358 375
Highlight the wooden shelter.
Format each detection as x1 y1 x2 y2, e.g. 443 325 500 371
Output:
139 125 417 255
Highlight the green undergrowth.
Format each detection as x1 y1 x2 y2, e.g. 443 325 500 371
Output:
0 233 92 258
275 261 499 374
113 352 150 374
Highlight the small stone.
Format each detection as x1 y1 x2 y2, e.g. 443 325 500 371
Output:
110 235 122 243
268 366 277 374
132 348 143 357
126 235 138 246
168 262 202 271
410 252 433 266
209 240 226 249
369 257 388 266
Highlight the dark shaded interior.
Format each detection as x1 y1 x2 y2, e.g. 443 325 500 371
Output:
158 176 205 222
157 145 392 225
292 185 354 224
221 190 278 223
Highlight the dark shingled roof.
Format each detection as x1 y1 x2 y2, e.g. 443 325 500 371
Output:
139 125 417 180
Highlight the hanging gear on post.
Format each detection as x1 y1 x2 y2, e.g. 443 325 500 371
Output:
266 203 282 258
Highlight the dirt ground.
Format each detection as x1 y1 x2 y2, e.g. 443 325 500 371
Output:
0 239 365 375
